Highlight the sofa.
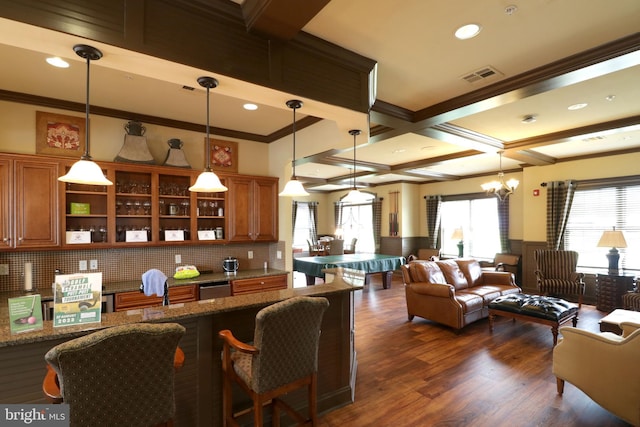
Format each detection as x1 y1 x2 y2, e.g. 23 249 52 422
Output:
401 258 521 329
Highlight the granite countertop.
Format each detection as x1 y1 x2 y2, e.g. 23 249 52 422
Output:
0 268 364 347
0 268 289 302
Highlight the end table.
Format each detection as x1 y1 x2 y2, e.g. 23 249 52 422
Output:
596 273 635 312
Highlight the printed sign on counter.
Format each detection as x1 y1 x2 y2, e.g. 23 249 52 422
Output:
53 272 103 327
8 294 43 334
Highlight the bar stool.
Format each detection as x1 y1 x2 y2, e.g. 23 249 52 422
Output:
43 322 185 427
219 296 329 426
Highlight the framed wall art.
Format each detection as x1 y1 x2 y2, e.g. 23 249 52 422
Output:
36 111 85 158
208 138 238 173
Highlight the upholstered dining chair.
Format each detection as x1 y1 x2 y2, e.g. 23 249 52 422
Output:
43 322 185 427
328 239 344 255
553 321 640 426
534 250 585 308
343 238 358 254
219 296 329 426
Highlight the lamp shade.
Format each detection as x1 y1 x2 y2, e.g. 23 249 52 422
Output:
279 178 309 197
597 230 627 248
451 228 464 241
188 170 228 192
59 160 112 186
343 188 373 203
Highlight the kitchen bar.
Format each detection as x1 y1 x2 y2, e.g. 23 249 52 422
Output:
0 268 363 426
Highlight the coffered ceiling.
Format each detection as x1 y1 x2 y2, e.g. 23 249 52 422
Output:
0 0 639 193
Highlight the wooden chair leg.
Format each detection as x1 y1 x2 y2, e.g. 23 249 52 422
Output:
309 373 318 426
556 377 565 395
253 398 263 427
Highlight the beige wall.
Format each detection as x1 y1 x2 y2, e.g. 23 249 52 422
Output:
0 101 269 175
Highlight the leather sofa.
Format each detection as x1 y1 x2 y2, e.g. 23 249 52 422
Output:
401 258 521 329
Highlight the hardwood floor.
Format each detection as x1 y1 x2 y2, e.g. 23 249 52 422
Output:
316 273 631 427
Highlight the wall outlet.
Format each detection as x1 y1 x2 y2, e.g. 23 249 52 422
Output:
248 251 253 259
89 259 98 270
0 264 8 275
79 260 87 271
277 250 282 259
175 254 181 264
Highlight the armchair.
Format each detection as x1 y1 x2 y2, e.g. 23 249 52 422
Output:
534 250 585 308
553 322 640 425
623 278 640 311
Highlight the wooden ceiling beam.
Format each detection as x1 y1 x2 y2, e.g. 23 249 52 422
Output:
240 0 331 40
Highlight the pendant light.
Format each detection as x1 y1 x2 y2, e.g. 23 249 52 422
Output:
342 129 370 203
189 76 228 193
58 45 113 186
480 151 519 201
279 100 309 197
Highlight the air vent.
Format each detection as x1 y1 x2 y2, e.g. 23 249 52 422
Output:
460 66 502 83
182 85 195 91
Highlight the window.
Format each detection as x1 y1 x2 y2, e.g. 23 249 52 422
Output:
564 181 640 272
440 197 501 259
339 203 375 253
292 202 316 250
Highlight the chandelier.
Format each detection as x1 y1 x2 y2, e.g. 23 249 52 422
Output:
481 151 518 201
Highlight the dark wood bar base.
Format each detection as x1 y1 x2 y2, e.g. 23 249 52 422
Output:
0 279 360 426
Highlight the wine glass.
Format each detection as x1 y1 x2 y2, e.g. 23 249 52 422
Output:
143 201 151 215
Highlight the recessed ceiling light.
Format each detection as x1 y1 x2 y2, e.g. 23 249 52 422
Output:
243 103 258 110
455 24 481 40
392 148 406 154
521 115 537 124
567 103 588 110
605 95 616 101
46 56 69 68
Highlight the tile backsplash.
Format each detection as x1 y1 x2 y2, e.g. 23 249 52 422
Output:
0 242 285 291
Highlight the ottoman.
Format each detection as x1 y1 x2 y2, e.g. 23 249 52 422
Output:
488 293 578 346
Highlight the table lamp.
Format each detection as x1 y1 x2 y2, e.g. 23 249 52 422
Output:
597 227 627 273
451 228 464 258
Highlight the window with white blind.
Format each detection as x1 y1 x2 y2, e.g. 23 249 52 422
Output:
440 197 501 259
564 180 640 272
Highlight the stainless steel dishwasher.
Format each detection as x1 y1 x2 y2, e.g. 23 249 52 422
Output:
199 281 231 299
42 294 115 320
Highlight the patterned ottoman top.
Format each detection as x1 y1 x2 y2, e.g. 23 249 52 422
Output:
489 293 578 321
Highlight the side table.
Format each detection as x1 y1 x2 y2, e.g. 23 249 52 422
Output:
596 273 635 312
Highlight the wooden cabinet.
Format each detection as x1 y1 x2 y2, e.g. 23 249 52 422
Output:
230 274 287 296
61 160 227 247
114 284 198 311
596 274 635 312
227 176 278 242
1 156 59 249
2 153 278 250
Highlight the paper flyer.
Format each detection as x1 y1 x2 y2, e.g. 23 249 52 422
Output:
8 294 43 334
53 272 103 327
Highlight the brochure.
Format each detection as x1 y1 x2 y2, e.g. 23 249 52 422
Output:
8 294 43 334
53 272 103 327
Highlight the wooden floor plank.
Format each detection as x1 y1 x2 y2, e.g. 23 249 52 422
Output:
315 273 632 427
